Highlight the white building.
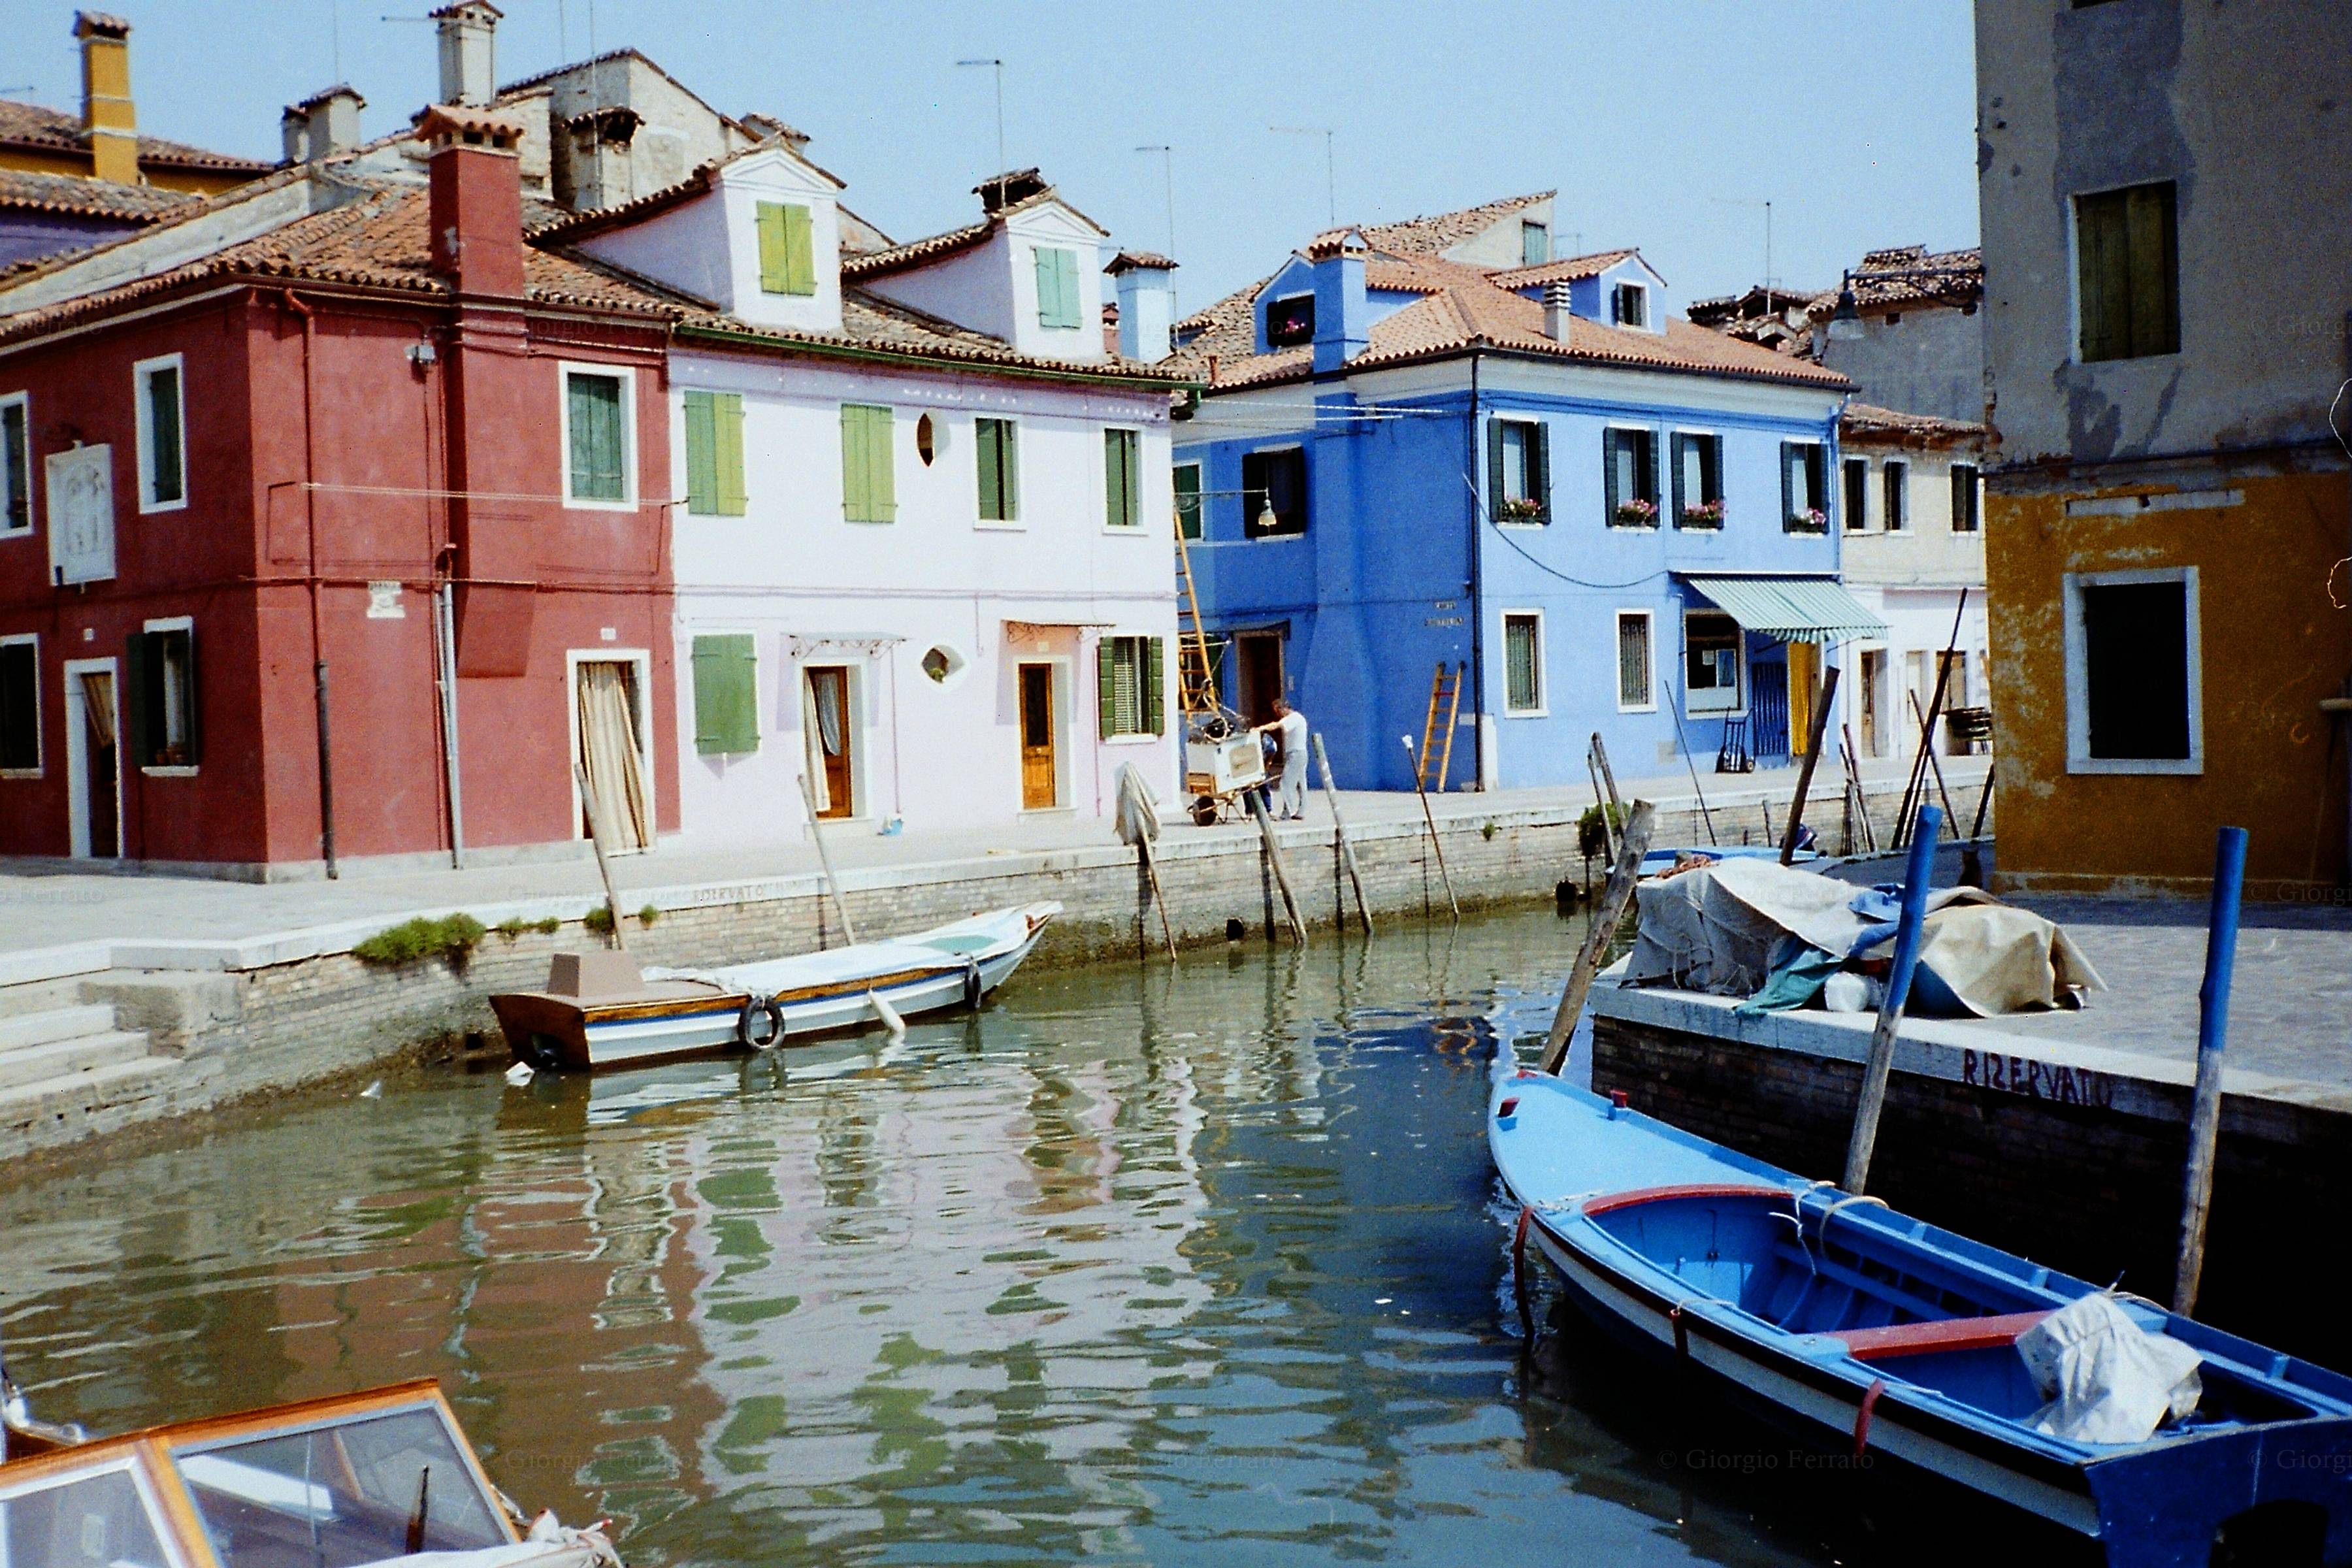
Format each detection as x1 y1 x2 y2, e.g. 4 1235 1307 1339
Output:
1834 403 1989 762
552 153 1184 843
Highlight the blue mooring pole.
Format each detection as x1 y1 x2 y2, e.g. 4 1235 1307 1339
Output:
2172 825 2248 1316
1842 804 1944 1194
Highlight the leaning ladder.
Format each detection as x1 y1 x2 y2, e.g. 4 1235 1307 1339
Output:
1172 512 1220 725
1417 661 1464 792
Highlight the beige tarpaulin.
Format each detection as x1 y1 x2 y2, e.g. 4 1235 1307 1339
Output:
1858 903 2106 1017
576 661 651 851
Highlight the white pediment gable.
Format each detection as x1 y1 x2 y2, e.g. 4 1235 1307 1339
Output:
1002 197 1108 246
717 142 847 199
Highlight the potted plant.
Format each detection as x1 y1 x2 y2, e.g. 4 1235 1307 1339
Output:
1497 495 1545 523
1787 505 1827 532
1612 497 1659 527
1680 498 1726 528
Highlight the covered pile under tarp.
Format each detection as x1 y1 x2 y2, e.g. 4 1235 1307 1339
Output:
1622 857 2104 1017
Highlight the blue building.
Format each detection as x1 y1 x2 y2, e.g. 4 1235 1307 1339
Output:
1169 193 1878 794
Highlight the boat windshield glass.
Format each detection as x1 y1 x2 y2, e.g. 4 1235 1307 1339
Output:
0 1459 177 1568
170 1407 507 1568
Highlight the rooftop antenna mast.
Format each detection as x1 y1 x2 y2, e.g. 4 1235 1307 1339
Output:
1269 125 1335 225
957 58 1007 202
1710 195 1775 310
1135 142 1175 309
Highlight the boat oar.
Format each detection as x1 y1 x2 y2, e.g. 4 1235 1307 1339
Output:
867 989 907 1039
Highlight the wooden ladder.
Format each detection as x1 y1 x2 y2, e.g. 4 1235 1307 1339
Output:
1416 661 1464 791
1171 511 1220 725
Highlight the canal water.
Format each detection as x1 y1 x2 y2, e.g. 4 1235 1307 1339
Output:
0 908 1875 1567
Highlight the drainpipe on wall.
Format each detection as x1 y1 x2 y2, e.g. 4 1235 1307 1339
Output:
1466 350 1488 791
280 289 338 879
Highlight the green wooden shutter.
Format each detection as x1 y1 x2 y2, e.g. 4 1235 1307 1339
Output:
1104 430 1139 527
841 404 868 518
683 391 718 514
691 634 759 754
715 393 747 515
123 630 148 766
2126 184 2178 357
842 405 895 521
1058 249 1081 328
866 406 895 520
1036 248 1079 329
1096 639 1118 736
1144 636 1165 734
781 203 816 295
147 365 182 505
977 419 1016 521
756 203 790 294
1670 432 1688 522
1173 463 1201 538
1486 419 1506 521
1602 428 1620 519
1531 422 1550 523
179 629 200 766
1120 431 1139 527
1780 442 1797 527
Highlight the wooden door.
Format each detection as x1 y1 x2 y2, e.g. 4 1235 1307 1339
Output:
807 666 853 819
1018 662 1056 809
1237 634 1282 727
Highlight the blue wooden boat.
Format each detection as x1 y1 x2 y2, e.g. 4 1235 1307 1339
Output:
1490 1068 2352 1565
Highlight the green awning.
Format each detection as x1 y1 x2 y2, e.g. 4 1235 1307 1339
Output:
1680 575 1887 644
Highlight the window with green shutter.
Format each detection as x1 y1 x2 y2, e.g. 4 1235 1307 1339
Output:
137 357 184 509
1173 461 1201 539
840 403 896 521
1034 246 1081 329
976 417 1018 522
691 634 760 755
1104 428 1140 528
757 201 817 296
1096 634 1166 738
683 391 747 516
2075 182 2178 362
566 370 628 503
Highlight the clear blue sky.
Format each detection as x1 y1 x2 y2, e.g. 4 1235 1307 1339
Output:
3 0 1981 317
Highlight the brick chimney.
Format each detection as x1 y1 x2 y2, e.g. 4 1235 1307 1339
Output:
421 105 526 297
74 10 137 185
280 85 366 165
432 1 501 108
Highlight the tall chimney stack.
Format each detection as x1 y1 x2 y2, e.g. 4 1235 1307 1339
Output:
432 1 502 108
74 11 138 185
281 85 366 165
1543 280 1573 341
1107 251 1177 363
421 105 525 297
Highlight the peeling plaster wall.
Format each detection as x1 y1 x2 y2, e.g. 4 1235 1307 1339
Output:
1979 0 2352 463
1818 304 1985 427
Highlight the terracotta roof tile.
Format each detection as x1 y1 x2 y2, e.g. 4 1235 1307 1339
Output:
674 285 1187 384
0 95 272 174
1488 248 1638 289
1358 190 1549 256
0 167 197 222
1105 249 1176 274
1838 244 1982 311
838 215 994 279
1841 401 1985 446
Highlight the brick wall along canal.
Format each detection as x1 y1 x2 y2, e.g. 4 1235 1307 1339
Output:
1 909 1874 1568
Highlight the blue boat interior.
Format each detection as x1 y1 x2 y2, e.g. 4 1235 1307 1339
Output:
1589 1189 2328 1431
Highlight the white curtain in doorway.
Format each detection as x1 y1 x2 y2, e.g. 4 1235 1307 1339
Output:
800 668 841 813
577 661 653 851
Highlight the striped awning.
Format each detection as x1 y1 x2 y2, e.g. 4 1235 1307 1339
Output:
1680 575 1887 644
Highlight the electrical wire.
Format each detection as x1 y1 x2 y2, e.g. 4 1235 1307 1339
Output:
2327 376 2352 610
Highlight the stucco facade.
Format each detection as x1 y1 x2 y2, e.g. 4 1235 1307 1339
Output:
1976 0 2352 895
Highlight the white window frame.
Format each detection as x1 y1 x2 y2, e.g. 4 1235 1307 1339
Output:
1500 608 1546 717
1495 417 1544 525
1614 609 1656 713
1612 281 1650 330
0 630 39 777
1605 422 1661 526
1682 606 1748 718
1841 455 1872 533
558 361 638 512
139 613 199 777
1102 423 1145 534
2063 565 2202 776
0 389 31 538
1241 442 1307 539
973 412 1024 531
133 352 186 514
62 653 120 859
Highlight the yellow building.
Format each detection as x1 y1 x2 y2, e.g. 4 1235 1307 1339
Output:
0 11 270 194
1974 1 2352 899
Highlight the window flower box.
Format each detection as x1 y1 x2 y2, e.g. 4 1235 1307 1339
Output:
1612 498 1659 527
1497 495 1545 523
1680 498 1725 529
1786 506 1827 534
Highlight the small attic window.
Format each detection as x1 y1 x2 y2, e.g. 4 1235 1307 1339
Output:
1522 220 1550 267
1266 294 1315 348
1610 282 1648 329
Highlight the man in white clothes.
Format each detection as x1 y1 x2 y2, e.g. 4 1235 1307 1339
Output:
1257 697 1310 820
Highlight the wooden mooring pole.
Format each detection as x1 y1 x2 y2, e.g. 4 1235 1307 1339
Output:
1781 665 1840 865
1842 803 1942 1195
1543 800 1655 1075
797 772 859 945
1313 734 1373 936
1401 734 1460 920
1248 788 1309 945
2172 826 2248 1316
574 762 628 951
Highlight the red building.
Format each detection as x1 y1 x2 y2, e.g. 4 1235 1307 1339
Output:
0 106 679 876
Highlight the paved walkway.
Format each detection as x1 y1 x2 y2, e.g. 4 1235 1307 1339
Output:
0 756 1984 960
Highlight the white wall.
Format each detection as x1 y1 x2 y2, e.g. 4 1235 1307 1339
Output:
1838 443 1987 589
666 350 1178 843
861 200 1109 361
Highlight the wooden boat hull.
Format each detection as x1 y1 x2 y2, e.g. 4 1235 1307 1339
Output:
1490 1070 2352 1567
491 903 1057 1072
